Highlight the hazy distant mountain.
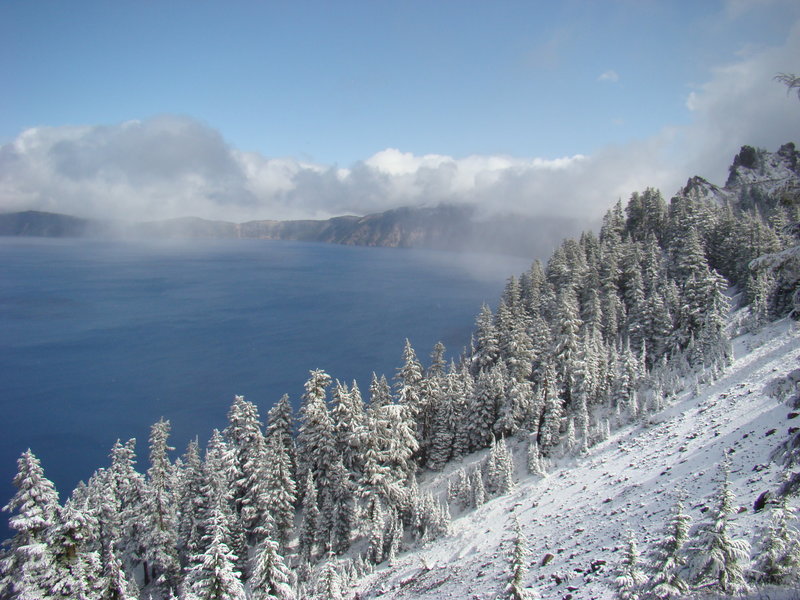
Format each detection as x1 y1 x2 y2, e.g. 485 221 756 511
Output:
0 210 106 238
0 204 587 258
2 143 797 258
240 205 587 258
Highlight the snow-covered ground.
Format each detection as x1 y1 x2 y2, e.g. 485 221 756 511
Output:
351 318 800 599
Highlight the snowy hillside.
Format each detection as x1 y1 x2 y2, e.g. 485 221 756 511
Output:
351 318 800 599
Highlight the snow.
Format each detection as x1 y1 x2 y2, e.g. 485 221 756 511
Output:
350 318 800 599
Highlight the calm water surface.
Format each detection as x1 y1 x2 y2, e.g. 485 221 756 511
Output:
0 237 528 534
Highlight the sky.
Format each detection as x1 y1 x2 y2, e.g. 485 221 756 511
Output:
0 0 799 223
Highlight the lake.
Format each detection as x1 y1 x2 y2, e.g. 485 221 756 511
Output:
0 237 529 536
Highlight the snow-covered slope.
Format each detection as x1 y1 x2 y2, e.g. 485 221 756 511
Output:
351 318 800 599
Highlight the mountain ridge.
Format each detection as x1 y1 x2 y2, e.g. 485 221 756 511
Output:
0 205 586 259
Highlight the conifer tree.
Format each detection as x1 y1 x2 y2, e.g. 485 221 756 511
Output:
315 561 344 600
182 505 246 600
297 472 321 563
616 530 646 600
645 495 691 599
427 371 456 471
486 436 515 496
553 286 584 406
1 449 61 599
99 542 140 600
538 362 563 455
331 380 366 476
471 468 486 508
320 456 354 555
687 458 750 595
296 370 341 533
226 396 274 543
469 366 504 451
380 402 419 490
261 434 297 549
365 494 385 565
143 417 180 590
473 303 500 374
47 502 103 600
496 377 533 439
505 518 538 599
752 493 800 585
527 434 547 477
176 439 205 561
266 393 297 479
108 438 147 571
451 363 474 459
250 538 295 600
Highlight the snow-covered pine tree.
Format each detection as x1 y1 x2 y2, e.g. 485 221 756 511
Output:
615 529 646 600
486 436 515 496
1 449 61 599
504 517 539 600
296 370 342 544
384 506 403 563
473 303 500 374
182 503 246 600
496 376 533 439
752 493 800 585
296 370 335 484
225 396 274 543
266 393 297 479
99 541 140 600
320 456 354 555
201 431 248 578
644 494 691 599
395 338 432 462
538 361 564 455
471 468 486 508
297 471 321 563
379 402 419 493
260 433 297 550
249 538 295 600
552 286 584 407
143 417 180 590
108 438 148 573
451 362 474 459
427 369 456 471
331 380 366 477
469 365 504 451
176 438 206 564
315 561 344 600
446 468 470 511
47 502 103 600
687 457 750 595
526 435 546 477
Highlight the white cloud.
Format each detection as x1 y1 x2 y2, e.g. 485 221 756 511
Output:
675 19 800 185
598 70 620 83
0 20 798 226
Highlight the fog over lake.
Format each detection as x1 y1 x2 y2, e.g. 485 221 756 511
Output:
0 237 529 534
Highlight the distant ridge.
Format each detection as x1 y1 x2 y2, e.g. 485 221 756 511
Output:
0 210 105 238
0 205 586 259
3 143 797 258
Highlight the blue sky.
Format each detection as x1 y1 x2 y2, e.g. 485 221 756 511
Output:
1 0 799 221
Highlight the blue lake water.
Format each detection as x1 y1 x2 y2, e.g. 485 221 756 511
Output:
0 237 528 536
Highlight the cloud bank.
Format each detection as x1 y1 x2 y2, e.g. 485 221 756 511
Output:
0 23 798 224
